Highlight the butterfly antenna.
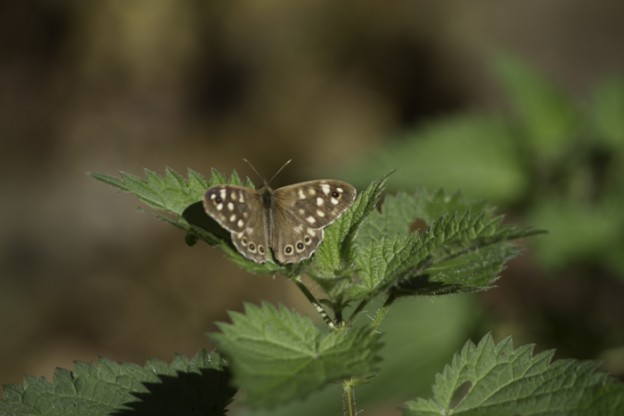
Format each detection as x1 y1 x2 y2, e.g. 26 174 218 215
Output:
242 158 292 187
242 158 267 186
268 159 292 185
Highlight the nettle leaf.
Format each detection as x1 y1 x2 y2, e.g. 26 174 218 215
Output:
357 189 492 244
211 303 382 408
404 334 624 416
389 213 538 297
91 168 285 276
343 191 541 300
90 168 209 215
0 350 234 416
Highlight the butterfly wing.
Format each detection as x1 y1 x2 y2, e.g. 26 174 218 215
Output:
274 180 357 228
271 180 357 264
270 205 325 264
204 185 270 263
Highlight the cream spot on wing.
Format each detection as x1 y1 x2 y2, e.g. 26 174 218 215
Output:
308 188 316 196
306 216 316 225
216 203 223 211
227 202 234 211
210 193 216 200
330 197 339 205
320 183 331 195
231 193 238 201
219 189 226 199
298 189 306 199
237 219 244 228
307 228 316 237
293 224 304 234
316 197 324 206
316 209 325 218
243 212 249 218
337 187 344 193
229 214 236 222
298 208 305 215
238 192 245 203
245 227 254 234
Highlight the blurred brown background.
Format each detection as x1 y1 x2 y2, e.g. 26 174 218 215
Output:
1 0 623 408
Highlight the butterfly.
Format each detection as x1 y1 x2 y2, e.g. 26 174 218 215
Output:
203 160 357 264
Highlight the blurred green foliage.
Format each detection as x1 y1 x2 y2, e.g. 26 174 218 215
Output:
346 52 624 277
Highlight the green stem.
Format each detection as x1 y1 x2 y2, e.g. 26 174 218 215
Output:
347 298 370 324
293 278 336 329
369 293 396 332
342 378 357 416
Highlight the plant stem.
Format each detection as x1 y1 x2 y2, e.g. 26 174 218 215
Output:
293 278 336 329
369 293 396 332
347 298 370 324
342 378 357 416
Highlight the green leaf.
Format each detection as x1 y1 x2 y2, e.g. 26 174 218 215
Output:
343 191 540 300
492 52 579 162
393 213 531 295
356 189 492 244
0 350 234 416
91 168 288 276
90 167 249 217
90 168 215 216
404 334 624 416
238 296 480 416
211 303 382 408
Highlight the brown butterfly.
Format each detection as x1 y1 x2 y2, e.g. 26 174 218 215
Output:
203 160 356 264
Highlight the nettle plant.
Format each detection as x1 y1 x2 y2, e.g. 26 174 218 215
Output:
2 168 623 416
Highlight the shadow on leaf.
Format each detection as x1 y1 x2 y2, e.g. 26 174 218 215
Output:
392 273 464 296
182 202 230 241
113 368 236 416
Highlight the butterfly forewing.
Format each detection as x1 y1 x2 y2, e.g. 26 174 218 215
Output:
274 180 357 228
270 180 356 263
203 185 270 263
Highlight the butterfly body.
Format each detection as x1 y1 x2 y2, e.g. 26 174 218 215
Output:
203 180 356 264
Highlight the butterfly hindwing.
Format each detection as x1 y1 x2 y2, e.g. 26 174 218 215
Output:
270 204 324 264
203 185 270 263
